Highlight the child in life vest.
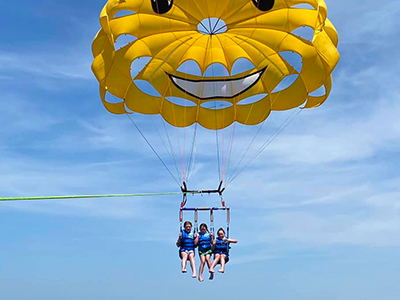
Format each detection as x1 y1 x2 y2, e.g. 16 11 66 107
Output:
197 223 214 282
176 221 198 278
209 228 238 274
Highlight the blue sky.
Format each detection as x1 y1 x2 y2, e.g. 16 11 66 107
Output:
1 0 400 299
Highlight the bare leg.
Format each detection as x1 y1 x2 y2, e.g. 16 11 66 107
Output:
210 254 220 273
206 254 214 280
198 255 206 282
218 255 226 273
181 252 188 273
188 252 197 278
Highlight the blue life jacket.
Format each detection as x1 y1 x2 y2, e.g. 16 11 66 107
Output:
198 232 212 251
214 237 229 254
180 230 195 251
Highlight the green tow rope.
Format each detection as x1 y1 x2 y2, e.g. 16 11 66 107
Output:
0 192 182 202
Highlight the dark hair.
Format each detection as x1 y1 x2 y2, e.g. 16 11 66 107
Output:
217 228 225 235
183 221 193 227
199 223 208 231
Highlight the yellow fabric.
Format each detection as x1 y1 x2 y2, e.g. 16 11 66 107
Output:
92 0 339 129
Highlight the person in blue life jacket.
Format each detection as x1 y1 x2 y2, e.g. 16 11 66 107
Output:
176 221 198 278
197 223 214 282
209 228 238 274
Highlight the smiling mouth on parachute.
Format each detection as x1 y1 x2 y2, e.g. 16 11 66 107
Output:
167 67 266 100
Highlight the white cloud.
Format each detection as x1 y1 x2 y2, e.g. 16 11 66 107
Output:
0 49 93 81
261 208 400 247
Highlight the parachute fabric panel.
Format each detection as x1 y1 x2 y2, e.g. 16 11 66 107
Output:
92 0 339 129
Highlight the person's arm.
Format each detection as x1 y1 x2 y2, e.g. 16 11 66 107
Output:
176 232 182 247
194 233 199 246
225 238 238 243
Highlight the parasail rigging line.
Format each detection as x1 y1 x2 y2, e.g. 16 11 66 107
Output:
186 122 198 182
126 113 181 187
226 117 268 184
150 116 182 182
225 10 293 185
0 192 182 202
249 109 303 165
227 108 302 185
223 122 236 187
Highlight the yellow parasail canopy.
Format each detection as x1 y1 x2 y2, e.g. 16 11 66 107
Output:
92 0 339 130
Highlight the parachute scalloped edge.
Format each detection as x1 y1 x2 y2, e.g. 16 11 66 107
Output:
92 0 339 129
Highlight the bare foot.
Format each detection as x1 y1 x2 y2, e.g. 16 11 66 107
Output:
209 268 215 273
198 277 204 282
192 274 197 278
182 269 187 273
209 273 214 280
218 269 225 273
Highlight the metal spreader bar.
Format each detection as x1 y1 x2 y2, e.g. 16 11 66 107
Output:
181 181 225 196
181 207 229 211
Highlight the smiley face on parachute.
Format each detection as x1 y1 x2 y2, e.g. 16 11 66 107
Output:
92 0 339 129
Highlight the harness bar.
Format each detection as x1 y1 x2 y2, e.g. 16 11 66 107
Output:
181 207 229 211
181 181 225 196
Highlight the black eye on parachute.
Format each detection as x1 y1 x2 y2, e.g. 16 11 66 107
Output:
151 0 174 14
252 0 275 11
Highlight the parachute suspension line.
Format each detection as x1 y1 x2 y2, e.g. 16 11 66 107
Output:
201 4 221 182
186 123 198 182
162 35 205 184
215 111 221 182
221 121 225 182
220 34 228 182
145 31 193 183
182 52 188 183
107 93 181 184
147 36 192 184
208 35 222 183
226 118 268 184
150 117 181 182
250 109 302 164
223 6 286 183
153 38 183 182
172 111 185 182
226 12 290 185
213 30 234 185
125 114 181 187
165 77 184 182
160 116 182 182
227 108 302 185
223 122 236 188
183 77 189 184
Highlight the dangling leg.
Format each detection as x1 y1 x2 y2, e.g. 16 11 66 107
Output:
188 251 197 278
218 254 226 273
198 254 206 282
205 253 214 280
210 254 220 273
181 251 188 273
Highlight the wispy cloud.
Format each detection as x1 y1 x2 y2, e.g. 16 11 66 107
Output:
0 49 93 81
